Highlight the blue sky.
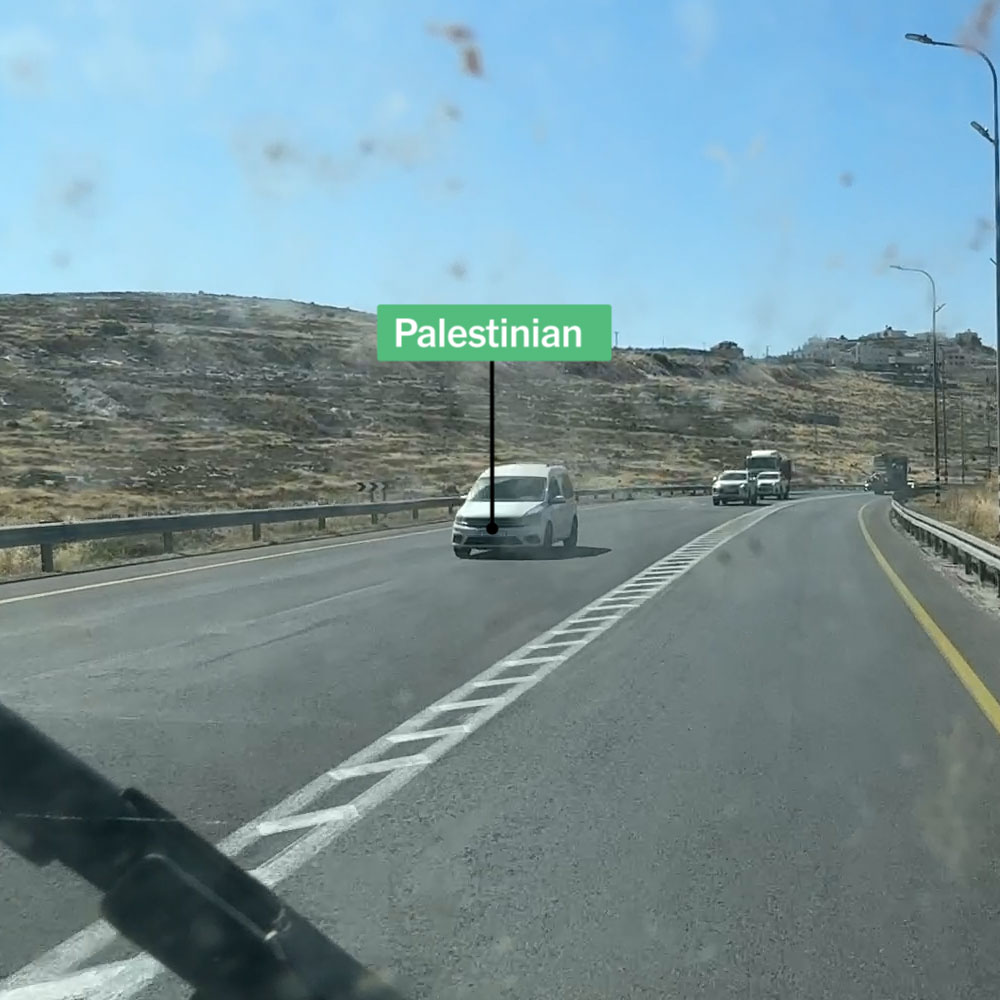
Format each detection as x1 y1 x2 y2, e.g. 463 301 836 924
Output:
0 0 998 354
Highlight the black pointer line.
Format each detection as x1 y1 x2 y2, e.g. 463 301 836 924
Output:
487 360 497 534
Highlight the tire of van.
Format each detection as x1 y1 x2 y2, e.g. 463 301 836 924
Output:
454 545 471 559
712 497 720 506
564 517 578 549
543 523 554 549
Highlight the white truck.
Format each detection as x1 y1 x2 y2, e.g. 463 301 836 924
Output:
745 449 792 500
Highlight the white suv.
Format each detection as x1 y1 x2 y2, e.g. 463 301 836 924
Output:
452 463 579 558
754 470 787 500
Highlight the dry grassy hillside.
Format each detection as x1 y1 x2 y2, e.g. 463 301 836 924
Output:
0 291 991 524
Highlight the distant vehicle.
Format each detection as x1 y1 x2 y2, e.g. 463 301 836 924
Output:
712 469 758 506
871 453 908 494
754 469 788 500
745 448 792 499
452 463 578 558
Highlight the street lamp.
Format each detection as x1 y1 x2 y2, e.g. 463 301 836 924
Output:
891 264 941 503
905 30 1000 524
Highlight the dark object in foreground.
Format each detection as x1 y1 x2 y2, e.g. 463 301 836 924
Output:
0 701 407 1000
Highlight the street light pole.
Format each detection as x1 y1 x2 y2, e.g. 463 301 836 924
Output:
891 264 941 503
906 31 1000 527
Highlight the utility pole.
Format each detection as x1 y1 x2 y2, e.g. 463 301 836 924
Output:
989 398 994 478
940 349 949 484
890 265 941 502
960 393 967 483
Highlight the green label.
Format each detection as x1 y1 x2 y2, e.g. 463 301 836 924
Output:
376 304 612 361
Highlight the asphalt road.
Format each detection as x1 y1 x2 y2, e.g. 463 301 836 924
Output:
161 493 1000 999
0 493 758 980
8 491 1000 999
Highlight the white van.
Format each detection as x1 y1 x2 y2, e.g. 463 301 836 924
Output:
452 463 579 558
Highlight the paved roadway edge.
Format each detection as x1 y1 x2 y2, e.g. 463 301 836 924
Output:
858 501 1000 741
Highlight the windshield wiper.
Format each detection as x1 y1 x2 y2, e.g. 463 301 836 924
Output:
0 700 408 1000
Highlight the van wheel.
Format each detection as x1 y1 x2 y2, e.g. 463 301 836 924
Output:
564 517 578 549
712 498 720 506
454 546 471 559
543 523 554 549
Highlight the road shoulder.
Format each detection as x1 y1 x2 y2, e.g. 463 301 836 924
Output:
861 497 1000 722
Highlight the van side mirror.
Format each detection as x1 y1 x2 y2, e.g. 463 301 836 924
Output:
551 494 566 504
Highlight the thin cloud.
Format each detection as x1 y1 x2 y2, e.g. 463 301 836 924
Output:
673 0 717 67
746 133 766 159
705 136 764 183
704 143 735 181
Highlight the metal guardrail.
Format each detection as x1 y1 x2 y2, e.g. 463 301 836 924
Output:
0 480 867 575
0 497 465 573
890 495 1000 596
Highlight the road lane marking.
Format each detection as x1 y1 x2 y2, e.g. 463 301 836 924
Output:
471 676 538 688
386 725 470 743
257 805 359 837
0 500 793 1000
327 755 431 780
432 699 501 712
858 503 1000 738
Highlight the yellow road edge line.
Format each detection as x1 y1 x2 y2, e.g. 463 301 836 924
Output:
857 501 1000 738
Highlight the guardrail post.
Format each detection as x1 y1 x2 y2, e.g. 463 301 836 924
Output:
162 531 173 554
318 516 326 530
412 508 419 520
40 544 54 573
252 522 261 542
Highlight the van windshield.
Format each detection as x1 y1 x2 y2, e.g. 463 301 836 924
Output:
470 477 547 502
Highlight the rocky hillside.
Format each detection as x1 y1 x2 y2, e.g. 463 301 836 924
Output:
0 291 990 524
